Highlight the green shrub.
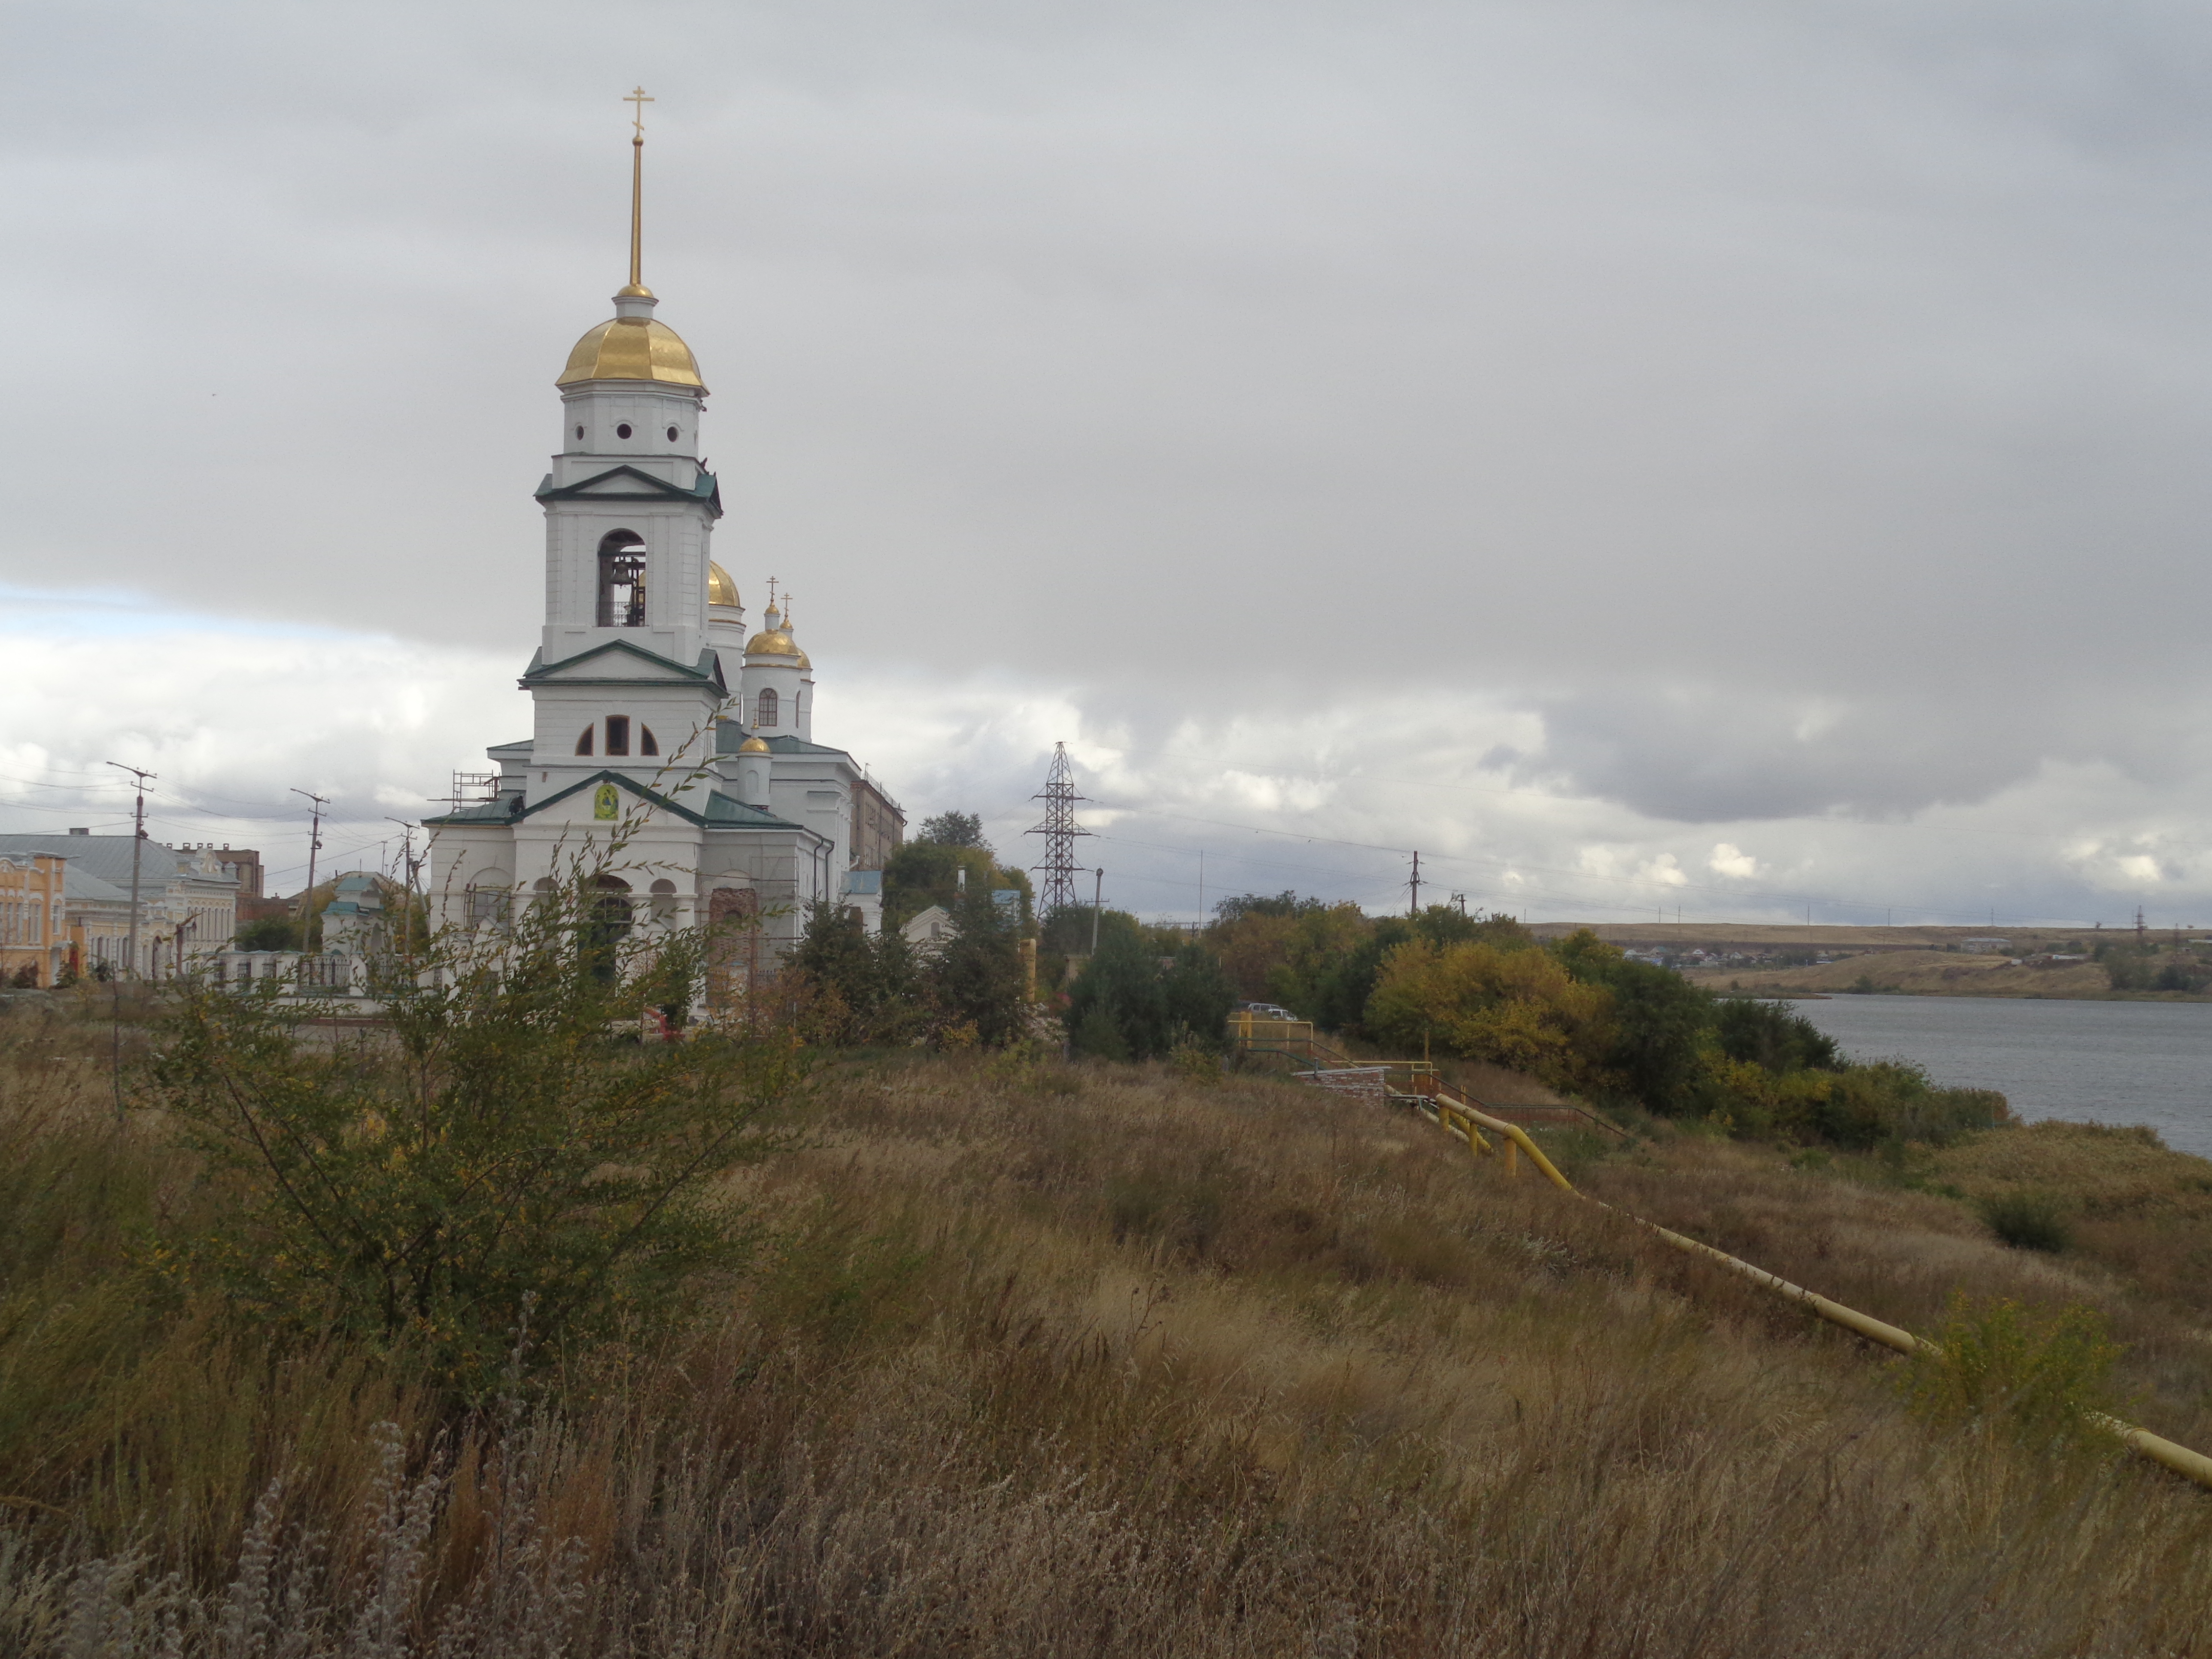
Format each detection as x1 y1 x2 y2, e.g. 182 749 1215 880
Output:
1899 1295 2121 1437
1979 1190 2073 1253
149 859 805 1399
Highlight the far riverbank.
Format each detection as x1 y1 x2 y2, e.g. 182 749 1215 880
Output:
1787 993 2212 1157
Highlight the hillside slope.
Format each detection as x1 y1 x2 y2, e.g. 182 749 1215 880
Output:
3 1037 2211 1653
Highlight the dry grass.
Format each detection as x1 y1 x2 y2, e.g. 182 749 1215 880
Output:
1926 1120 2212 1326
1 1006 2211 1653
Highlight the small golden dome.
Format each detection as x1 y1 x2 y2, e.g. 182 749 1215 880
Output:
738 735 770 754
557 316 705 389
744 604 808 667
707 562 739 608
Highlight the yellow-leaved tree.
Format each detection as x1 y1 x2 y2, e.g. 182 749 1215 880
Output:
1365 939 1613 1094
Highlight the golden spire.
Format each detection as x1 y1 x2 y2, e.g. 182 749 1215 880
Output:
620 86 655 298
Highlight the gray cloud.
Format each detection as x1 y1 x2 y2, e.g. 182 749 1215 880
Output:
7 1 2212 919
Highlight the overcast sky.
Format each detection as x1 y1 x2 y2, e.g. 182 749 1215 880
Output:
6 0 2212 925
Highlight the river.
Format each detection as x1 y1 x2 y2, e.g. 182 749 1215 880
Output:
1787 994 2212 1159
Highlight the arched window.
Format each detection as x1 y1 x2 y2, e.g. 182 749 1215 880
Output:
649 878 678 925
596 529 647 627
605 715 630 757
467 880 512 928
584 875 632 983
640 725 658 756
575 724 594 756
755 687 778 728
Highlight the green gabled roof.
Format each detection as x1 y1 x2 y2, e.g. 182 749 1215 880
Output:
520 641 727 691
422 795 522 828
534 463 723 519
509 769 802 832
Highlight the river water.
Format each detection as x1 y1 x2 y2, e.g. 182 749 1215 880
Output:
1787 994 2212 1159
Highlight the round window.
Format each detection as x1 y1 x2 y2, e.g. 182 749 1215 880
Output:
574 424 584 440
666 425 679 442
615 422 633 440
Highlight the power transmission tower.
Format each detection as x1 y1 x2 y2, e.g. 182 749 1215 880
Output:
1024 742 1093 917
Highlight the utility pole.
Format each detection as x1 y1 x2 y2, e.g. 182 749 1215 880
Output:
103 762 154 1124
105 763 155 978
1409 851 1421 916
1091 867 1104 954
1197 849 1205 933
2137 905 2147 947
386 817 421 956
292 788 328 953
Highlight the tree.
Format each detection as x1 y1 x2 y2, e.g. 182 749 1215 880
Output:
1066 930 1167 1060
1366 938 1612 1091
1210 890 1330 924
233 915 302 952
1161 944 1236 1047
1554 930 1716 1115
915 810 991 851
1714 997 1842 1074
150 856 804 1399
882 842 1033 932
1067 935 1235 1061
923 878 1030 1047
788 900 921 1045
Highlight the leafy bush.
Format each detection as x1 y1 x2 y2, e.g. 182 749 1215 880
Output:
1714 998 1842 1073
787 900 923 1045
1556 931 1717 1116
1980 1190 2073 1253
150 866 804 1399
231 915 301 952
1366 938 1611 1091
1899 1294 2121 1437
1068 935 1235 1061
921 879 1034 1048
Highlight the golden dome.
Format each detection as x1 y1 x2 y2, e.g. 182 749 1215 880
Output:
743 604 810 668
557 316 705 389
707 562 739 608
738 735 770 754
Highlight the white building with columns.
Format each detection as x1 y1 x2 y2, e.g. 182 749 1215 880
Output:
425 119 901 998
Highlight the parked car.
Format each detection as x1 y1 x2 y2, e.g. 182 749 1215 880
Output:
1240 1002 1296 1021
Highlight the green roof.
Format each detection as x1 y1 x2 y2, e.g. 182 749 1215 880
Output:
425 770 802 833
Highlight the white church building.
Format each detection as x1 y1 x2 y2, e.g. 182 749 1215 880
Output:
425 112 902 1000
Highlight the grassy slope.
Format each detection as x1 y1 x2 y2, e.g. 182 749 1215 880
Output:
3 1017 2212 1652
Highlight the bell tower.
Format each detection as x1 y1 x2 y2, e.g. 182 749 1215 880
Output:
534 88 722 672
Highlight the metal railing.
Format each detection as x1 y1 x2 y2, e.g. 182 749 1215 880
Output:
1228 1012 2212 1492
1229 1013 1629 1139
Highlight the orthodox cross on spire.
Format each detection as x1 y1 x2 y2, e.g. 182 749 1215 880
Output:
766 576 780 616
622 86 655 295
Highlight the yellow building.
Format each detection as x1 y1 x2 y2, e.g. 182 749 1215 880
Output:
0 854 67 988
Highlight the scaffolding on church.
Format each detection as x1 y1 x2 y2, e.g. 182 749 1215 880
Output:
1024 742 1093 917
